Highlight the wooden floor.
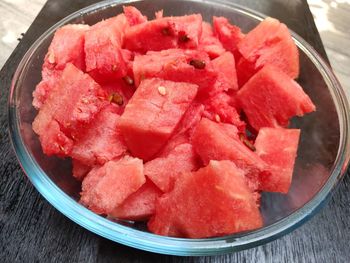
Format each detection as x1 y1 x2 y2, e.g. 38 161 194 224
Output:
0 0 349 94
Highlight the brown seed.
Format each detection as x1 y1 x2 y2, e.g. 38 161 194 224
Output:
112 65 118 71
123 75 134 86
179 34 190 42
161 27 170 36
109 92 124 106
189 59 206 69
239 133 256 152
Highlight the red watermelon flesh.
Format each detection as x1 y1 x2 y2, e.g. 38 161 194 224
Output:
145 143 200 193
124 14 202 53
70 105 127 166
211 51 239 92
201 92 245 132
148 160 263 238
213 16 244 59
123 6 148 26
43 24 89 71
32 63 107 156
118 78 198 160
72 159 91 181
38 120 74 157
237 17 299 86
255 128 300 193
199 22 225 59
110 179 163 221
32 12 320 238
85 14 128 83
158 102 205 156
133 49 217 95
237 65 316 131
121 49 135 62
191 118 269 189
32 69 62 109
80 156 145 214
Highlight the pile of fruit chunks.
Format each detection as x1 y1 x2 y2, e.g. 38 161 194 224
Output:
32 6 316 238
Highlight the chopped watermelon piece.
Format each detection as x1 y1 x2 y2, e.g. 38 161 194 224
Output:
201 92 245 131
118 78 198 160
110 179 162 221
85 14 128 83
211 51 238 92
237 17 299 86
43 24 89 71
148 160 263 238
80 156 145 214
155 10 163 19
198 22 225 59
255 128 300 193
158 102 205 156
38 120 74 157
32 69 62 109
32 64 107 156
33 24 89 109
124 14 202 53
70 105 127 166
123 6 148 26
191 118 269 189
72 159 91 181
237 65 316 131
133 49 217 95
145 144 200 192
213 16 244 59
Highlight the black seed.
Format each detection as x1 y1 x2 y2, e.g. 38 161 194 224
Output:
189 59 206 69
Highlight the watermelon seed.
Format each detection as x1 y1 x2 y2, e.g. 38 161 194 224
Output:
123 76 134 86
112 65 118 71
48 52 55 64
109 93 124 106
161 28 170 36
215 114 221 122
59 145 65 152
179 34 190 42
239 133 256 152
189 59 206 69
158 86 167 96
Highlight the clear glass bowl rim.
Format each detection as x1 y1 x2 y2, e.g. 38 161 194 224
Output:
8 0 350 256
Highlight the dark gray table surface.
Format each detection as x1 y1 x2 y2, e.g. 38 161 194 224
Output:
1 0 349 262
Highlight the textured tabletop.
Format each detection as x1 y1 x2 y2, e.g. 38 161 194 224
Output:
0 0 349 262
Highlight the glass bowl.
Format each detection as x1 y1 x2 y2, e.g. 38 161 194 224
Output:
8 0 350 256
